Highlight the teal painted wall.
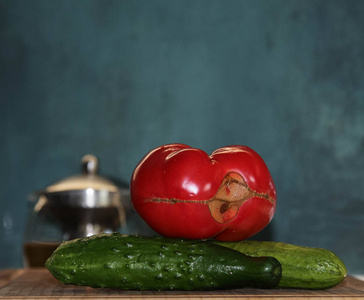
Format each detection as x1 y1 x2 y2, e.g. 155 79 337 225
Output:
1 0 364 274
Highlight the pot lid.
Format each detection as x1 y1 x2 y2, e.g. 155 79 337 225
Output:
44 154 118 193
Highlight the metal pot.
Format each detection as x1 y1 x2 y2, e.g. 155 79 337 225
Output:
23 154 127 267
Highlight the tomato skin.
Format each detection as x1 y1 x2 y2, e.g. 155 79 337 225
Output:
130 144 276 241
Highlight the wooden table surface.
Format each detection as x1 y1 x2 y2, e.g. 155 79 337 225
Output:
0 268 364 299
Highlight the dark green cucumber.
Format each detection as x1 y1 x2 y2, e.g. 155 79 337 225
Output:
214 240 347 289
46 233 281 291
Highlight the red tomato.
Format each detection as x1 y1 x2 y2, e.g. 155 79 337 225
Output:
130 144 276 241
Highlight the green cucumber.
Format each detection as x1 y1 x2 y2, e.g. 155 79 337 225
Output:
214 240 347 289
46 233 281 291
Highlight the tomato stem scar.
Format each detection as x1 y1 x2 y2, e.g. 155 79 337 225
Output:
145 172 274 224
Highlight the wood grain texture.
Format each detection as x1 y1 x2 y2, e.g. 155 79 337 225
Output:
0 269 363 299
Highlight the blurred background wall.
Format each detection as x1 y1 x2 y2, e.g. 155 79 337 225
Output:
1 0 364 274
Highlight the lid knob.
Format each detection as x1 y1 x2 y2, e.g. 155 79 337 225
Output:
81 155 98 175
